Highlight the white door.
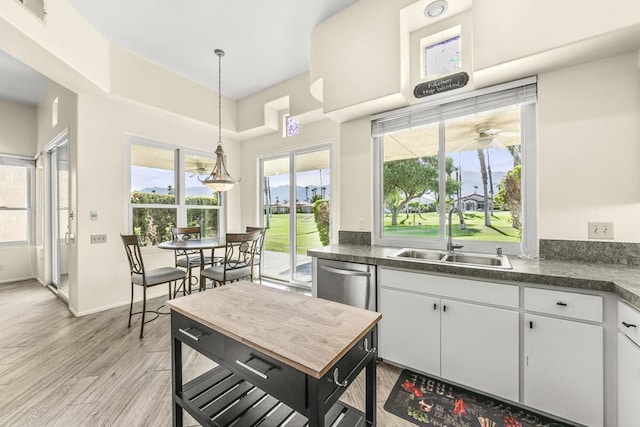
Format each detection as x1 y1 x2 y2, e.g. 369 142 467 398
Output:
440 299 519 401
618 333 640 427
524 313 603 427
379 287 440 376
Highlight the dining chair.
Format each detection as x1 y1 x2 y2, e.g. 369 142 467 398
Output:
171 226 221 295
199 230 261 289
121 234 187 338
245 226 266 283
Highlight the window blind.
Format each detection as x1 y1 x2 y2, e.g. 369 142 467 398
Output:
372 77 537 137
0 155 35 168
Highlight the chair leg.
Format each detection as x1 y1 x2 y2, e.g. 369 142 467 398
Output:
128 282 134 327
140 286 147 339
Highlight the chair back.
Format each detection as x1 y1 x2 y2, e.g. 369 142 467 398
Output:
121 234 145 276
224 230 261 271
171 226 202 259
245 226 266 263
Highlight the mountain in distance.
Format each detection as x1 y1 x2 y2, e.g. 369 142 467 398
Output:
137 187 215 197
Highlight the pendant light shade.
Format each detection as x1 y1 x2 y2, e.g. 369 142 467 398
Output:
200 48 240 192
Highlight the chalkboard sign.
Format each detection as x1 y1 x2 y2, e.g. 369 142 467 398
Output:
414 72 469 98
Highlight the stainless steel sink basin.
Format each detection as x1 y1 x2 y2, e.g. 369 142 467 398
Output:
390 248 447 261
388 248 512 269
443 253 512 269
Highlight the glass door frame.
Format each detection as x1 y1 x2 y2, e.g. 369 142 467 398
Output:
44 129 71 300
259 143 333 287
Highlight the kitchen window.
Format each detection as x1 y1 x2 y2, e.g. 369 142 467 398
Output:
373 78 538 255
0 156 34 244
128 138 222 246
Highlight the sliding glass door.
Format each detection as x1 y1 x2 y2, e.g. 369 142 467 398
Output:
49 139 70 298
261 146 331 286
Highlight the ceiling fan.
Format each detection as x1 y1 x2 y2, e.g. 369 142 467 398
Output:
458 122 520 151
186 163 210 178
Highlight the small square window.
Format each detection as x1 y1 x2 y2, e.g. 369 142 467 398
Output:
425 35 461 78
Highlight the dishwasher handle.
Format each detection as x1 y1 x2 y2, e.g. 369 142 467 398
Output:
319 265 372 277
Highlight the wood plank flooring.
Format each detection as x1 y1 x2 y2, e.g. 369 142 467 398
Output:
0 279 414 426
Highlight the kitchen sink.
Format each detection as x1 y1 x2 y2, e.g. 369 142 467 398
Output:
388 248 512 269
443 253 512 269
390 248 447 261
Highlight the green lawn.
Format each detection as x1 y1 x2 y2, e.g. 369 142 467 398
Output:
384 211 520 242
263 213 323 255
262 211 520 255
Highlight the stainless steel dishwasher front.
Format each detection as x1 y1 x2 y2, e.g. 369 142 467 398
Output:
314 258 376 311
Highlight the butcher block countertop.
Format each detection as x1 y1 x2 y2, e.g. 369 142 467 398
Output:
167 281 381 379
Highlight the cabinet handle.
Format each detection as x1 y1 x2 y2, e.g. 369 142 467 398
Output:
433 303 437 310
333 368 348 387
178 327 203 342
529 321 533 329
443 305 447 312
363 337 376 354
235 360 269 380
556 301 567 307
622 321 637 328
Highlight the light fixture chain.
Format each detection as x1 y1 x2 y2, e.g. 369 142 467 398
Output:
218 50 222 145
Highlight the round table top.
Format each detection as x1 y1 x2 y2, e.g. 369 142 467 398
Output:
158 237 225 250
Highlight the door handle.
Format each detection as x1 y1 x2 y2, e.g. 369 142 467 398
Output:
318 265 372 277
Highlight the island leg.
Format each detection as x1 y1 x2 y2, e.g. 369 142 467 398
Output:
171 330 183 427
307 379 325 427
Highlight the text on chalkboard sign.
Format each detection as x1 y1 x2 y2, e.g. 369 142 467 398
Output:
414 72 469 98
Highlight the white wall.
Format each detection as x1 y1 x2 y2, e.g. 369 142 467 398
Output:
0 99 37 156
537 52 640 241
473 0 640 71
73 93 241 315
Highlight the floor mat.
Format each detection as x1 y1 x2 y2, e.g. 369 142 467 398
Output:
384 369 577 427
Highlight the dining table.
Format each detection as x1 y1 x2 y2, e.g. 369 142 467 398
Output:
158 237 226 292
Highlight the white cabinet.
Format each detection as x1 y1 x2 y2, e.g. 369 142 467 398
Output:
523 314 603 427
441 299 519 402
379 269 519 402
618 302 640 427
379 287 440 376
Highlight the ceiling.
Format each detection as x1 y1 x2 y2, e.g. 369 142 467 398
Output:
0 0 359 105
0 50 49 106
66 0 360 100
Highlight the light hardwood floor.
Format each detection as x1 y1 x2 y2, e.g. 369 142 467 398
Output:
0 279 414 426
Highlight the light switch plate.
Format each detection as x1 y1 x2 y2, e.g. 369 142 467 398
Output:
588 222 614 239
90 234 107 244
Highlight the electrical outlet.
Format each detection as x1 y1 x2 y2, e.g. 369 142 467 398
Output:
90 234 107 244
588 222 614 240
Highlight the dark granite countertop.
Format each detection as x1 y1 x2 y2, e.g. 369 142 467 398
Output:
308 244 640 311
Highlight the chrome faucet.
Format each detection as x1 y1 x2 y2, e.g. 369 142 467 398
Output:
447 207 467 253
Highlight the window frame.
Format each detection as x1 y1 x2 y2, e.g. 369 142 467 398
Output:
372 80 538 256
126 136 225 248
0 156 34 246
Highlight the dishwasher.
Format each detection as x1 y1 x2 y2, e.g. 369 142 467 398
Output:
314 258 376 311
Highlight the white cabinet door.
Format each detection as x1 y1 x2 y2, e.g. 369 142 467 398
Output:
379 287 441 376
441 299 519 402
524 313 603 427
618 333 640 427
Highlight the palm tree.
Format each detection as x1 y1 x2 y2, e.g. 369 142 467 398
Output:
476 148 491 226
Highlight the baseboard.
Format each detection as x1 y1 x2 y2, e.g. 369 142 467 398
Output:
0 275 36 284
69 299 132 317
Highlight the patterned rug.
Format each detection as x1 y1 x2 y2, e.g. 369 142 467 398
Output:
384 370 576 427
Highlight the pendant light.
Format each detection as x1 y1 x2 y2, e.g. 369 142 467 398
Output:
200 48 240 192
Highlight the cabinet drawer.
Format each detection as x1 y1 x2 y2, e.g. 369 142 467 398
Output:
618 301 640 346
524 288 602 322
172 311 224 359
380 268 518 308
224 336 307 414
318 330 375 404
